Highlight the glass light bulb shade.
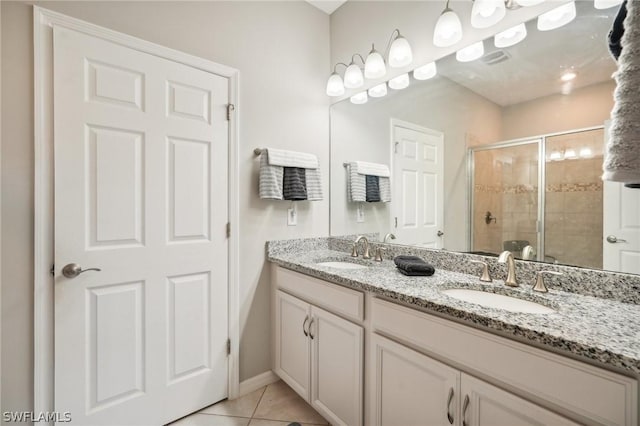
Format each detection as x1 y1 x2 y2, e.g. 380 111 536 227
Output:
515 0 544 6
388 73 410 90
549 151 562 161
471 0 506 29
350 91 368 105
564 149 577 159
537 1 576 31
579 147 593 158
456 41 485 63
389 36 413 68
561 71 577 82
364 49 387 79
413 62 437 80
433 9 463 47
368 83 388 98
344 63 364 89
494 23 527 48
325 72 345 96
594 0 622 8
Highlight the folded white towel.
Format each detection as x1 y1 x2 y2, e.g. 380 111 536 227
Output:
379 177 391 202
604 0 640 184
305 168 323 201
354 161 390 177
267 148 319 169
259 152 283 200
347 163 366 202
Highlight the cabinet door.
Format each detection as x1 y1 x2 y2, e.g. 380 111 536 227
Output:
460 373 579 426
310 306 363 426
274 290 311 400
371 334 460 426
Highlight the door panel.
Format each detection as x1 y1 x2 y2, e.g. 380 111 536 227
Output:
54 26 229 425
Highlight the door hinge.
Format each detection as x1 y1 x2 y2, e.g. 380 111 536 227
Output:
226 222 231 238
226 338 231 356
226 104 235 121
50 264 55 277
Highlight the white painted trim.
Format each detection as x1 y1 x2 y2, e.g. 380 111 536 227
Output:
33 6 241 414
238 370 279 398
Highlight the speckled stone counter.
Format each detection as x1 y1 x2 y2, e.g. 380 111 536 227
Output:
267 237 640 375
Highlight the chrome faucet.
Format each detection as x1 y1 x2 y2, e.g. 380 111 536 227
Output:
498 251 518 287
383 233 396 243
351 236 371 259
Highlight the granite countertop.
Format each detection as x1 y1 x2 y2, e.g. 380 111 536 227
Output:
268 246 640 376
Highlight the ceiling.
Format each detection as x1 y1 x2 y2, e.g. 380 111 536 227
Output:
305 0 347 15
436 1 617 107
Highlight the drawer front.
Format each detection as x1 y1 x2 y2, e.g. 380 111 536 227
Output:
372 297 637 426
273 266 364 322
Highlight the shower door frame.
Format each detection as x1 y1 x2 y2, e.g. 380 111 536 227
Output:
467 125 605 262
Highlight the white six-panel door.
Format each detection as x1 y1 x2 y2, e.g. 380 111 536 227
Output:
392 121 444 248
53 26 229 425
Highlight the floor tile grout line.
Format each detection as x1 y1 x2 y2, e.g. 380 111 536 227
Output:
250 385 269 419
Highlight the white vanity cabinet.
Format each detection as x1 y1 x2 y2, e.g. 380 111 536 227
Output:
272 267 364 426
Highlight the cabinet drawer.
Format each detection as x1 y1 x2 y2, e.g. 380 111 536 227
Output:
372 297 637 426
273 266 364 322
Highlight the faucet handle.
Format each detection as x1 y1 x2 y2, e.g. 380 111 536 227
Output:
470 260 492 282
374 247 387 262
351 243 359 258
533 270 562 293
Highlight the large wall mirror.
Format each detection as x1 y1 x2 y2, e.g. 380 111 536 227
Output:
329 1 640 275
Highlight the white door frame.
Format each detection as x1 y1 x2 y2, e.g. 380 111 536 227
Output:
33 6 240 415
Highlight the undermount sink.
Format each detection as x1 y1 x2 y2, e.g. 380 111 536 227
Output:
441 288 555 314
316 261 368 270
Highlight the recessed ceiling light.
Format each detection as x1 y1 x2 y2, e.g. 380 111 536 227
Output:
561 71 577 82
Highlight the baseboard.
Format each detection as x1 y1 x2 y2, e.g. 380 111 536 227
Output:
237 370 279 397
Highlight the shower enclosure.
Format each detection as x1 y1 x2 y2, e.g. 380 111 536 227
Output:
469 127 604 269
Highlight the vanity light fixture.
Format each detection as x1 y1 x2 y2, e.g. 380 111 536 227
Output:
579 147 593 158
594 0 623 9
350 91 368 104
368 82 388 98
388 73 410 90
561 70 577 82
537 1 576 31
388 30 413 68
434 0 463 47
413 62 437 80
549 151 562 161
563 148 577 160
326 63 347 96
471 0 506 29
515 0 545 6
456 41 485 62
494 23 527 48
344 54 366 89
364 45 387 79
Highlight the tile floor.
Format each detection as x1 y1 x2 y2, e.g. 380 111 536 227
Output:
170 380 329 426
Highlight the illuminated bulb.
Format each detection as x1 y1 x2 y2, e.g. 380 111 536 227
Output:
433 8 463 47
564 149 577 159
325 72 345 97
388 73 410 90
594 0 623 9
368 83 388 98
389 35 413 68
350 91 368 105
456 41 485 63
579 147 593 158
413 62 437 80
537 1 576 31
494 23 527 48
364 46 386 79
344 62 364 89
561 71 577 82
471 0 506 29
549 151 562 161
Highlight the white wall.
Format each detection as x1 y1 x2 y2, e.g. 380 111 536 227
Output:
1 0 329 416
330 76 502 251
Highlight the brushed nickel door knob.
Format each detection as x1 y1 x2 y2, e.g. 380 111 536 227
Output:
62 263 102 278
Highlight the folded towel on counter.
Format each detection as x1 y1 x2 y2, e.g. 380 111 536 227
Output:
259 152 284 200
347 163 366 202
379 176 391 202
365 175 381 202
604 0 640 186
354 161 390 177
305 168 323 201
394 255 435 276
266 148 319 169
283 167 307 200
